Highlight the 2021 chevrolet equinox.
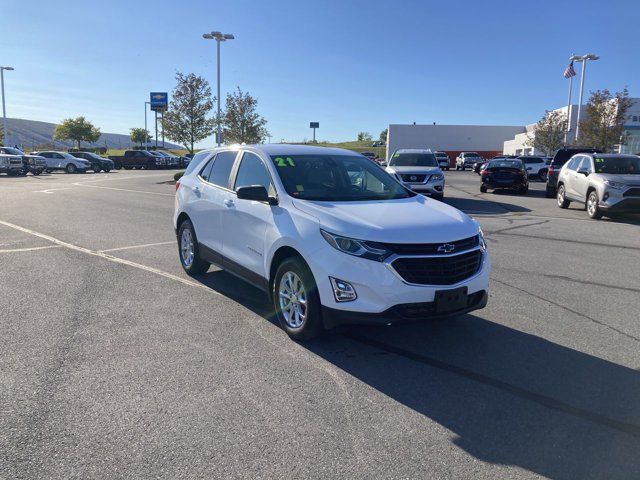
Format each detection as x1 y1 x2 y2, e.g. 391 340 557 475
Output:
174 145 490 340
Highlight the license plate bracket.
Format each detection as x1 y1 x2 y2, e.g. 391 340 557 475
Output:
435 287 468 314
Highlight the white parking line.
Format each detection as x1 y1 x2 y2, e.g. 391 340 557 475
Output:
100 241 175 253
72 183 175 197
0 245 61 253
0 220 219 295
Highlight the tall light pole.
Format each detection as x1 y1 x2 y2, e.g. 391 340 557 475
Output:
573 53 599 143
144 101 150 148
1 66 15 146
203 31 234 146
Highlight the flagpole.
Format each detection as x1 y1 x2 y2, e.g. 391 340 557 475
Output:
564 74 573 145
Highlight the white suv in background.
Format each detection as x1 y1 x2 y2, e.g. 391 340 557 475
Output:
385 149 445 200
174 145 490 340
456 152 483 170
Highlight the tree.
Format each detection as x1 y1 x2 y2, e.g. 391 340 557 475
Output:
130 128 151 147
221 87 269 144
379 128 388 142
579 88 634 152
0 124 4 145
53 117 101 149
525 110 567 156
162 72 216 153
357 132 372 142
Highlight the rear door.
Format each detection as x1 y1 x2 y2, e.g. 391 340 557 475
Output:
221 151 275 282
574 156 593 200
564 156 582 199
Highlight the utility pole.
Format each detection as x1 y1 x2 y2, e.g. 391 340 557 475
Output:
203 31 235 146
1 66 15 145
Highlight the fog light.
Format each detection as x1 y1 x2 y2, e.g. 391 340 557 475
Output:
435 185 443 191
330 277 357 302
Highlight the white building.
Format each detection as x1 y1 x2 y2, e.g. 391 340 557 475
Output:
386 124 525 161
503 99 640 155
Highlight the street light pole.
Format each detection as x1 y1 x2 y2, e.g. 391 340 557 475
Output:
573 53 599 143
203 31 234 147
144 101 150 148
1 66 15 146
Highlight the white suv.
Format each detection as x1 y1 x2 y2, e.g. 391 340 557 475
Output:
385 149 445 200
174 145 490 339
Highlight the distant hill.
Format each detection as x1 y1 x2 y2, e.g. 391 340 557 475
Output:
3 117 181 150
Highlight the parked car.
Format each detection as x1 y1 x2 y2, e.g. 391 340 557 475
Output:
517 156 550 182
0 147 46 175
473 161 488 174
456 152 483 170
545 146 602 198
360 151 378 163
32 151 91 173
72 151 114 173
108 150 166 170
149 150 180 168
0 153 25 175
385 149 445 200
556 153 640 219
480 158 529 194
174 145 489 340
434 151 450 170
179 156 191 168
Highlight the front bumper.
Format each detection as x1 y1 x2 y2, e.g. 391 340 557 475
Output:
307 241 491 327
599 191 640 212
482 177 526 189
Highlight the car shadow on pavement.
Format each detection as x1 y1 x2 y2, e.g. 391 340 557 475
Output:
444 196 531 215
192 269 640 478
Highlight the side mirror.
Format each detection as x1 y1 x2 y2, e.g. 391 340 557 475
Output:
236 185 277 205
577 169 589 176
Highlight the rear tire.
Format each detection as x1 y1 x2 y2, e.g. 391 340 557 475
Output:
545 185 555 198
124 166 133 170
177 219 210 275
538 169 548 183
66 163 77 174
94 167 101 173
480 185 487 193
273 257 323 341
587 190 603 219
557 184 570 208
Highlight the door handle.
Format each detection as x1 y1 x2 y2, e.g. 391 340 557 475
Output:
191 186 200 193
224 199 234 207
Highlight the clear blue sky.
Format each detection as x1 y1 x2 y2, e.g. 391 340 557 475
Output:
2 0 638 145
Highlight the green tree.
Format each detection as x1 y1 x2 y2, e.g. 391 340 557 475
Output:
0 124 4 145
130 128 151 147
53 117 101 149
221 87 269 144
579 88 634 152
163 72 216 153
525 110 567 156
379 128 388 142
357 131 372 142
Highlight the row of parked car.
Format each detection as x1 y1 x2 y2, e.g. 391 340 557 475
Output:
0 147 192 176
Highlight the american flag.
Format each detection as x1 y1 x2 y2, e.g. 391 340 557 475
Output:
563 61 576 78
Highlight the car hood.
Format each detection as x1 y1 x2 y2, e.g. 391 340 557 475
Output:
595 173 640 186
386 166 442 175
292 196 478 243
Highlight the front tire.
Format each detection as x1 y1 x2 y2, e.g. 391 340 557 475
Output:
66 163 77 174
587 190 603 219
177 219 210 275
557 184 570 208
480 184 487 193
273 257 323 341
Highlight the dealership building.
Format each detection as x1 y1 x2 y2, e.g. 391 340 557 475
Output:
386 124 525 164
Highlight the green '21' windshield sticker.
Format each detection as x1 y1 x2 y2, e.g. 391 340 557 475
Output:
274 157 296 167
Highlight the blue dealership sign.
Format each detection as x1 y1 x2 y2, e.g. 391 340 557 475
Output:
150 92 168 111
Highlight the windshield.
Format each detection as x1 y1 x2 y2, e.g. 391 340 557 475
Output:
435 153 447 158
389 152 438 167
61 152 80 159
594 156 640 174
1 147 24 155
270 154 413 201
488 160 523 169
464 153 481 158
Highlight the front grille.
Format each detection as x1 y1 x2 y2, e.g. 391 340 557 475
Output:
391 250 483 285
623 187 640 197
9 159 22 166
400 173 428 183
373 235 479 256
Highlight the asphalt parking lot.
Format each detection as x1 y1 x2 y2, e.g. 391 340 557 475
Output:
2 169 640 479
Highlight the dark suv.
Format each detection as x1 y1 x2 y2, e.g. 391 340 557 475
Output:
545 147 602 198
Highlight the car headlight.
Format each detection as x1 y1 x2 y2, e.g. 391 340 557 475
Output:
0 156 8 165
479 228 487 252
430 173 444 181
603 180 626 190
320 229 392 261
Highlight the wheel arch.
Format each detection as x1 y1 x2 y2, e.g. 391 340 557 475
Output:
268 246 305 295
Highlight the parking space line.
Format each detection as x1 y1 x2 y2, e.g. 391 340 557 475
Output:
0 245 61 253
72 183 175 197
0 220 219 295
100 241 175 253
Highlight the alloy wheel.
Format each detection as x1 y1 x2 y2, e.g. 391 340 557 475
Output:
180 229 194 267
278 271 307 329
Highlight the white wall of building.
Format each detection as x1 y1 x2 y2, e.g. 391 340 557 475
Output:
386 124 525 159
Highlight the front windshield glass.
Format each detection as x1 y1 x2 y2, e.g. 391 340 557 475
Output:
594 156 640 174
2 147 24 155
270 154 413 201
389 152 438 167
62 152 79 159
488 160 523 169
465 153 481 158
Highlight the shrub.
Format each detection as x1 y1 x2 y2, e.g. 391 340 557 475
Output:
174 171 185 181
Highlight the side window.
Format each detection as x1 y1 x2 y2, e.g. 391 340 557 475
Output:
199 157 215 181
566 157 580 171
54 153 64 159
234 152 273 193
185 151 211 176
578 157 593 173
208 151 237 188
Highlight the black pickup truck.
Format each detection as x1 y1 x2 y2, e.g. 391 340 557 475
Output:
108 150 166 170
